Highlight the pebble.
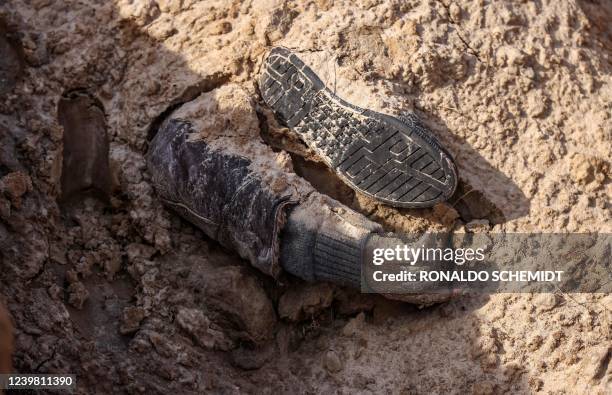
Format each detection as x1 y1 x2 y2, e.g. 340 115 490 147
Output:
323 350 343 373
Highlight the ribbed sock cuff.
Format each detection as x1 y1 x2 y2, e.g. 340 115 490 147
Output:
279 213 317 282
312 229 365 288
279 195 381 288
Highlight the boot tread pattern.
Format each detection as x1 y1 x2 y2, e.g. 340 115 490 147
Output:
260 47 457 207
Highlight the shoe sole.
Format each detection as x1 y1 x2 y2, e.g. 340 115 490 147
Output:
259 47 458 208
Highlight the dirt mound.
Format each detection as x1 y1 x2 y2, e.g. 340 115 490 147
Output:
0 0 610 393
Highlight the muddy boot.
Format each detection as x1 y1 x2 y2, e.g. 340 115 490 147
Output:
146 84 313 277
146 84 453 303
260 47 458 208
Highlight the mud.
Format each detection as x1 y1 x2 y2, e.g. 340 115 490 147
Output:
0 0 610 394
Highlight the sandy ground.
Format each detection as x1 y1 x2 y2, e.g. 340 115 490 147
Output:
0 0 610 393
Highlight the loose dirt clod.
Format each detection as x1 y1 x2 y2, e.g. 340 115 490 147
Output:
278 283 334 322
323 350 343 373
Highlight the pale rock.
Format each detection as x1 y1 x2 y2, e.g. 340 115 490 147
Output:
323 350 343 373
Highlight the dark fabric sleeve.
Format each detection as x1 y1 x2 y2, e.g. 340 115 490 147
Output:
147 119 297 278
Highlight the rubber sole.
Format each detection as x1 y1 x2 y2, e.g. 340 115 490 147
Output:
260 47 458 208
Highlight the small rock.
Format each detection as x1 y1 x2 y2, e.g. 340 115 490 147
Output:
157 0 183 14
534 293 558 313
278 283 334 322
341 312 366 337
526 92 548 118
449 3 461 20
65 269 79 284
147 331 175 358
570 153 609 187
119 0 161 27
571 159 593 185
47 284 62 300
432 203 460 226
125 243 156 263
209 21 232 35
0 171 32 208
527 334 543 351
67 281 88 309
323 350 343 373
314 0 333 11
120 306 146 334
202 266 277 344
49 243 67 265
103 253 122 280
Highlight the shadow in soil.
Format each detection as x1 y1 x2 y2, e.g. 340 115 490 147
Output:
264 106 530 229
423 110 531 225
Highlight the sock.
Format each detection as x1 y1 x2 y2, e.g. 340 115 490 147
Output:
279 196 456 305
279 194 381 288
